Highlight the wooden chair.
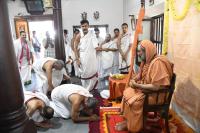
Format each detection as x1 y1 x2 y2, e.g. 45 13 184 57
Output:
142 73 176 133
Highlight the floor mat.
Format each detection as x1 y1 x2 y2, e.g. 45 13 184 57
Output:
89 107 194 133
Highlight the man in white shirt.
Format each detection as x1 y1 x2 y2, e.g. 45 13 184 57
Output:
74 20 101 91
118 23 133 73
14 31 34 85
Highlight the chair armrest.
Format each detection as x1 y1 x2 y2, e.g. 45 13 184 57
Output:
142 88 170 95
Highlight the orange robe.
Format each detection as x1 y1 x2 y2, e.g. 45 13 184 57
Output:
122 56 173 132
121 40 173 133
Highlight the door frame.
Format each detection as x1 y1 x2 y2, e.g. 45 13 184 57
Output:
14 14 54 40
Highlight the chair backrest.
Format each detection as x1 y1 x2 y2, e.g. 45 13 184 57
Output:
144 73 176 106
166 73 176 104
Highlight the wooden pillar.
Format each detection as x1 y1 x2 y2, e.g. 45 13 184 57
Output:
53 0 66 61
0 0 36 133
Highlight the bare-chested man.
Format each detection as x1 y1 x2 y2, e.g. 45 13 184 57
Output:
24 91 54 128
33 57 70 96
50 84 99 122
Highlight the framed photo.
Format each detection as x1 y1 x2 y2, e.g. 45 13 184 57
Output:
149 0 154 6
14 18 30 39
43 0 53 8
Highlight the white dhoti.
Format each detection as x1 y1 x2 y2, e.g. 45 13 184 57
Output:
50 84 93 119
24 91 50 122
78 31 99 91
71 51 80 77
33 57 66 94
65 40 72 74
20 65 32 85
13 38 34 85
119 33 133 72
98 41 115 90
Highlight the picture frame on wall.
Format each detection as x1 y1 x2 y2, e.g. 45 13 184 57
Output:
14 18 30 39
149 0 154 6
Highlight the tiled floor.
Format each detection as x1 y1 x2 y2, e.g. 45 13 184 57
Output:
37 118 88 133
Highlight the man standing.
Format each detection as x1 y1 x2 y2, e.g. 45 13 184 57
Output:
112 28 120 74
98 34 118 90
33 57 70 95
94 27 104 84
50 84 99 122
14 31 34 85
64 29 72 75
71 29 80 77
94 28 104 45
31 31 41 60
118 23 133 73
43 31 55 58
74 20 101 91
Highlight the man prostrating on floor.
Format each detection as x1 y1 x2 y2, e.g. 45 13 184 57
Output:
50 84 99 122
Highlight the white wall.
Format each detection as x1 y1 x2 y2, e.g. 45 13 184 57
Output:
7 0 52 39
61 0 123 37
7 0 123 39
7 1 28 39
123 0 165 39
8 0 164 39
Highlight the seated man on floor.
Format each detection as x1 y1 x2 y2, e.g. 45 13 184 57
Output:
50 84 99 122
24 91 54 128
32 57 70 96
115 40 173 132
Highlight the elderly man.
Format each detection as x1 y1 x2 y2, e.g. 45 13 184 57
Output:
94 27 104 45
50 84 99 122
33 57 70 95
98 34 118 90
115 40 173 132
118 23 133 73
74 20 101 91
24 91 54 128
14 31 34 85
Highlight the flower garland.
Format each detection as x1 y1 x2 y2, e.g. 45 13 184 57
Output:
194 0 200 11
162 0 170 55
169 0 192 20
101 110 120 133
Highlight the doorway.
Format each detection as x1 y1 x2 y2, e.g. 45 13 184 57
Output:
28 20 54 58
14 14 55 58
